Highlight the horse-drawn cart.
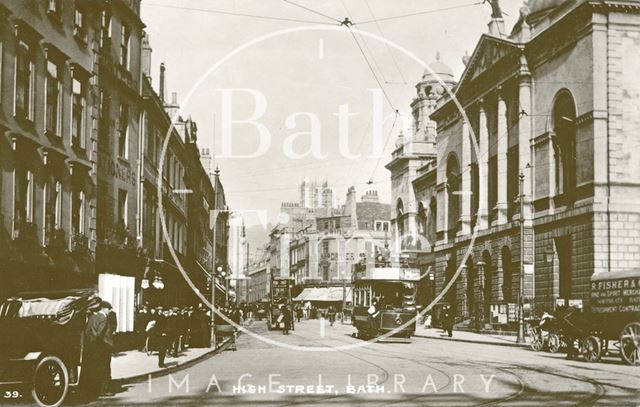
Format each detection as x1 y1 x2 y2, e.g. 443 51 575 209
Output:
0 289 97 407
550 270 640 365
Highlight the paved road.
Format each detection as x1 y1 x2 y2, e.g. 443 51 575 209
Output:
83 319 639 406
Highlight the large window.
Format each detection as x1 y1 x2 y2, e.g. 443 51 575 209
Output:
118 104 128 158
72 77 86 148
44 179 62 243
553 91 577 201
100 10 111 49
74 5 86 40
120 24 131 69
118 189 128 226
45 60 61 135
72 190 85 234
14 169 35 234
446 155 460 236
15 41 34 120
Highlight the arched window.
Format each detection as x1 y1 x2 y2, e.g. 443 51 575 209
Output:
417 202 427 236
552 91 577 200
501 247 512 302
428 197 437 246
446 154 460 236
482 251 492 314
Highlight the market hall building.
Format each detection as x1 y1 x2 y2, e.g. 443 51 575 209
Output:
390 0 640 330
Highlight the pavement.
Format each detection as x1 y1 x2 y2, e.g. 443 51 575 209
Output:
414 325 529 348
111 338 232 385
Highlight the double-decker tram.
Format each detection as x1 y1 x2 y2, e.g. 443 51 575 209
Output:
266 276 292 330
352 264 420 342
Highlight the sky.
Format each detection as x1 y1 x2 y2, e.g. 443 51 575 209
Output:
140 0 522 228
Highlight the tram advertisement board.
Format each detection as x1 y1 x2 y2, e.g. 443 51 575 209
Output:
591 273 640 314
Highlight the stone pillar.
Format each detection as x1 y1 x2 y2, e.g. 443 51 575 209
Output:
518 74 533 226
496 90 508 224
459 120 472 236
477 102 489 230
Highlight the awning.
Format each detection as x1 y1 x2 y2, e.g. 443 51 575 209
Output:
295 287 352 302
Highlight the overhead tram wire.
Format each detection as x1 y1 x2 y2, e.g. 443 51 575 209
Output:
367 111 399 184
281 0 342 24
340 0 388 86
142 3 337 25
355 1 485 25
362 0 408 85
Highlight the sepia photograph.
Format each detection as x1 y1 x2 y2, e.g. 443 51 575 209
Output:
0 0 639 406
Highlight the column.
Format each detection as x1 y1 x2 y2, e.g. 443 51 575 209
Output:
459 120 471 236
518 75 533 225
496 90 508 224
477 102 489 230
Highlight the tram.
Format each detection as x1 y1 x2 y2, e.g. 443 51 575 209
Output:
266 276 292 330
351 264 420 342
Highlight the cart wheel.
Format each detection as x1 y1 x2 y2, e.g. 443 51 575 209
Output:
32 355 69 407
583 336 601 363
620 322 640 366
530 333 544 352
548 334 561 353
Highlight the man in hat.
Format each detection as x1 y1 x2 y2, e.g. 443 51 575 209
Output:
102 301 116 395
81 298 108 399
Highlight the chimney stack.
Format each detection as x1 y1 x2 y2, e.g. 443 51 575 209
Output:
159 62 166 103
141 32 152 79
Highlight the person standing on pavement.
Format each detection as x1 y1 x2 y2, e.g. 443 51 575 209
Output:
443 305 454 338
153 308 169 368
103 302 117 395
282 305 292 335
327 305 336 327
81 299 106 400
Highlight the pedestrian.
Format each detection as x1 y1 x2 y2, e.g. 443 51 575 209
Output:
282 305 292 335
103 302 117 395
296 304 302 323
80 298 106 401
153 308 169 368
443 305 454 338
368 299 380 332
327 305 336 327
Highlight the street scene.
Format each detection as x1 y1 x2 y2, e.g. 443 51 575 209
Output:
0 0 640 406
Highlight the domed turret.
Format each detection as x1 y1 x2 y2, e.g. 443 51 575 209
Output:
421 52 454 83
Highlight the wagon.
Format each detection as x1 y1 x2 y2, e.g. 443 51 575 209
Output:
556 270 640 365
0 289 97 407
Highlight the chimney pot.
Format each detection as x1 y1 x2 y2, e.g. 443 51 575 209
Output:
172 92 177 104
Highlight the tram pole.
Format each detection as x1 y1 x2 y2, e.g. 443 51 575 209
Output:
210 167 220 349
516 170 526 344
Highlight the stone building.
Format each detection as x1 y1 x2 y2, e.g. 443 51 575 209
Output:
429 0 640 328
386 56 455 307
0 0 102 297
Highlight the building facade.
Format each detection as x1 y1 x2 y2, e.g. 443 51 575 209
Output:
0 1 105 298
425 0 640 328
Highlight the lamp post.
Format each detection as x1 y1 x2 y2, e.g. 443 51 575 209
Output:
210 166 220 348
516 170 526 344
